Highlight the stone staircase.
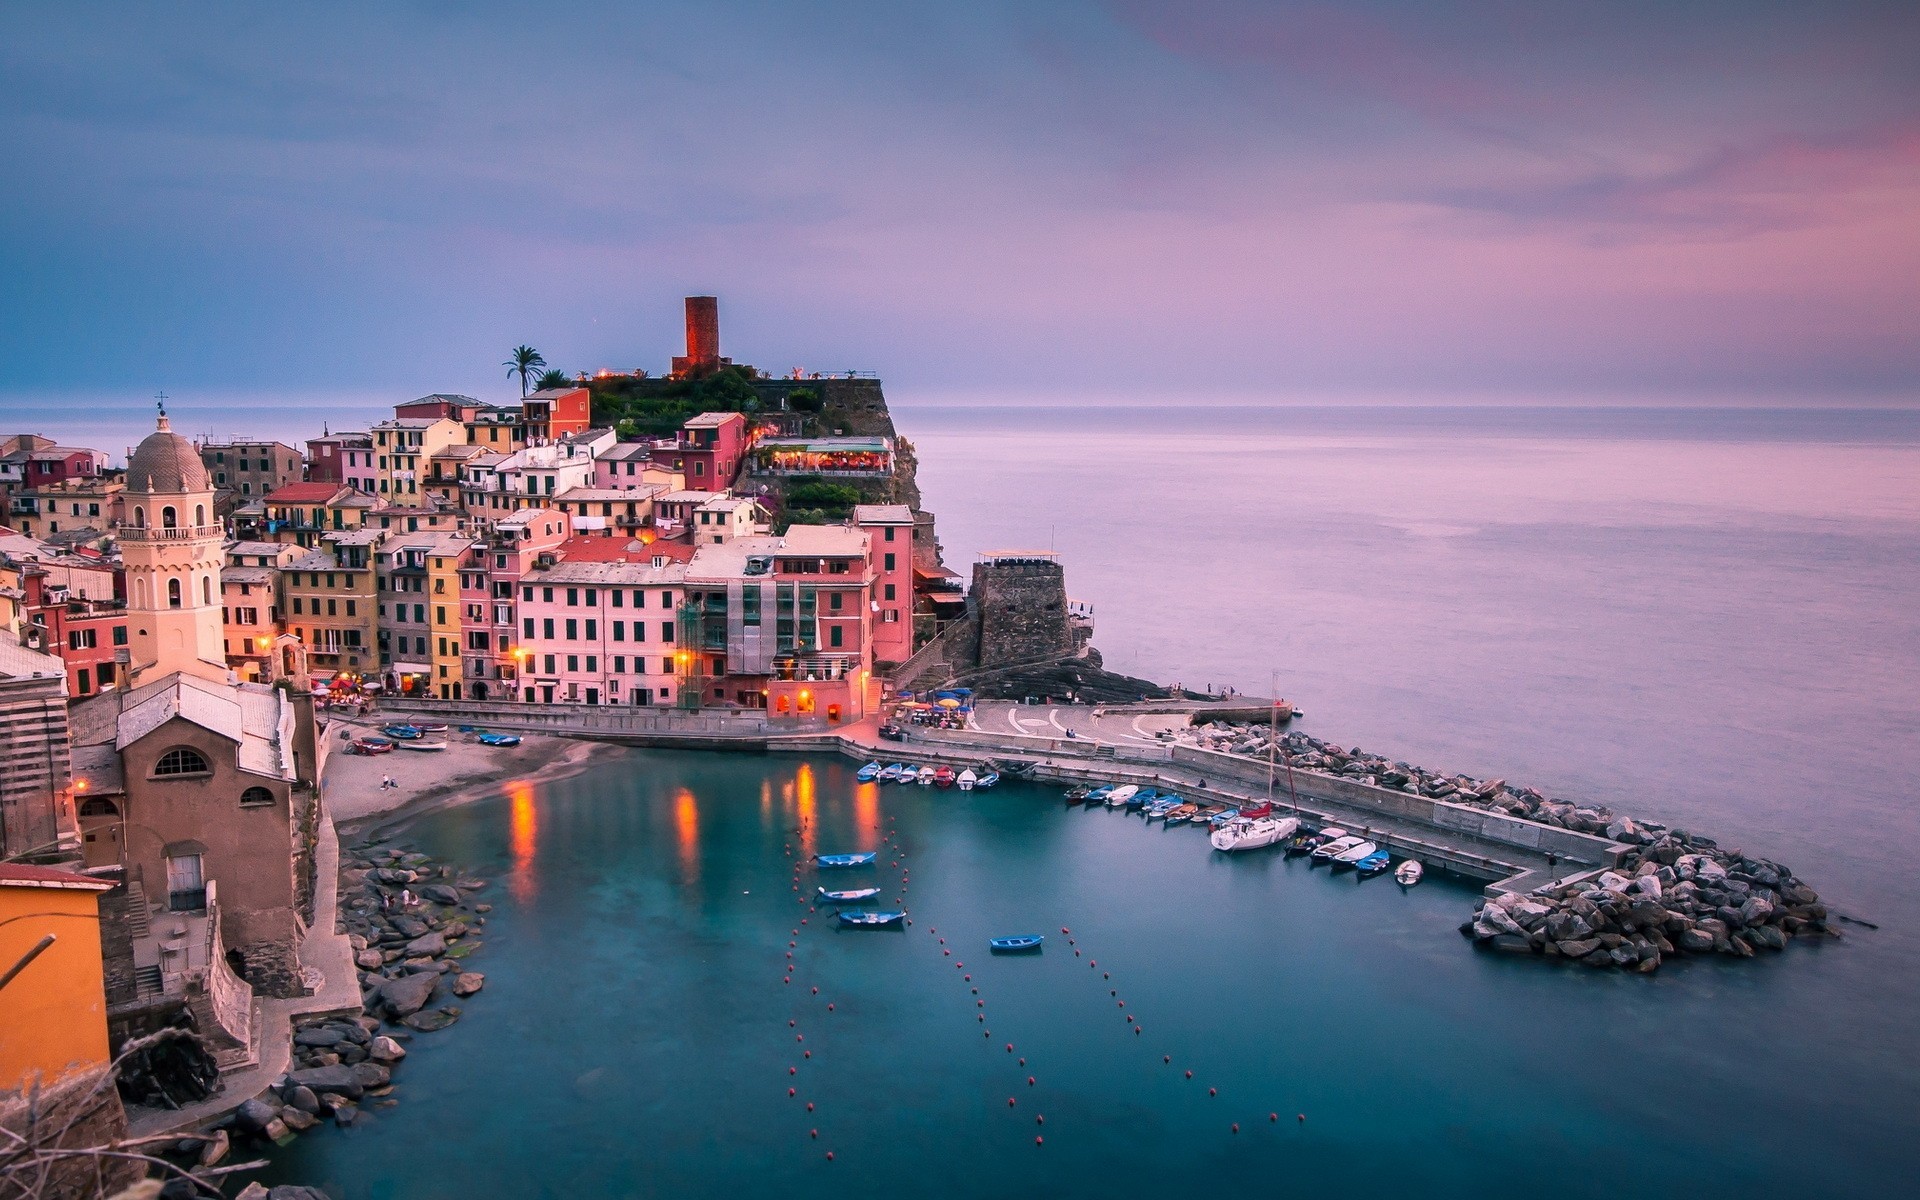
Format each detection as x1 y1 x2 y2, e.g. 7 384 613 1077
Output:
124 881 152 939
132 965 163 998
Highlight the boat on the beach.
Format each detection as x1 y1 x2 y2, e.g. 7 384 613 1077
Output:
1106 784 1138 808
1312 834 1365 864
857 762 884 782
934 766 956 789
399 740 448 752
475 732 521 747
381 724 422 740
413 722 450 734
817 886 882 903
1395 860 1425 886
351 737 394 755
976 770 1001 789
1353 851 1393 876
816 852 877 868
989 934 1045 953
1164 803 1199 825
1330 840 1379 869
916 766 936 786
838 909 906 929
957 768 978 790
1210 815 1300 852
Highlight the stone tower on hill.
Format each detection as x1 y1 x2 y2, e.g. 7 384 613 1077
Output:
967 552 1088 668
671 296 730 379
120 411 230 686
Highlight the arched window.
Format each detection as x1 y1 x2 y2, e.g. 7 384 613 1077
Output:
133 506 146 529
167 578 182 609
153 747 210 776
132 578 149 608
239 786 274 808
162 506 178 529
201 575 213 605
79 797 120 817
195 504 206 526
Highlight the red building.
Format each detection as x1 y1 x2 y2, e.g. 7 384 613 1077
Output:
852 504 916 666
16 570 128 699
3 445 107 489
661 413 748 492
522 388 592 443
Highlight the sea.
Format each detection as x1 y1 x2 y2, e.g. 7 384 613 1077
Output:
233 404 1920 1198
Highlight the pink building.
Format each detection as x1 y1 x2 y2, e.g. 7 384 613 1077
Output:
852 504 915 666
463 507 570 700
656 413 747 492
514 556 687 705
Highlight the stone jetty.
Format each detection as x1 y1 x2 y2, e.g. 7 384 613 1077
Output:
1177 724 1833 973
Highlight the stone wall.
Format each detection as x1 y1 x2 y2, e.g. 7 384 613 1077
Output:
0 1067 140 1200
970 559 1076 669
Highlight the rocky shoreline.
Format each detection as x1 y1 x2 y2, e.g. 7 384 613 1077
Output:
1181 724 1835 973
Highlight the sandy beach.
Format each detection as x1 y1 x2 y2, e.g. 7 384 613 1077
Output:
320 721 615 829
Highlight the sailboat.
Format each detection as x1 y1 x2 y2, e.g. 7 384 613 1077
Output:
1210 815 1301 852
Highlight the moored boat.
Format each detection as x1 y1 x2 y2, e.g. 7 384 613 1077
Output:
1395 860 1425 886
989 934 1045 953
816 852 878 868
1064 786 1091 805
976 770 1001 789
1353 851 1393 876
1237 800 1274 819
890 763 916 783
1145 796 1178 818
1164 803 1199 825
1210 815 1301 852
1207 807 1242 829
1330 839 1378 869
1128 788 1157 811
1084 785 1114 804
957 768 978 791
838 909 906 929
916 766 936 786
879 763 905 782
1311 834 1364 864
934 766 956 789
1106 784 1139 809
818 886 882 903
857 762 884 782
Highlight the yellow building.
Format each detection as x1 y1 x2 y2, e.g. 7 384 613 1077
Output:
371 418 465 503
425 534 476 699
0 864 114 1091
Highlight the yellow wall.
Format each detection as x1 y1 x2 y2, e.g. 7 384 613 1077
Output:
0 883 110 1091
428 552 465 698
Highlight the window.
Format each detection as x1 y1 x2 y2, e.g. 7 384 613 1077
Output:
565 618 578 640
632 591 644 608
77 667 92 695
614 655 626 673
567 588 579 606
166 852 206 911
884 526 896 541
613 621 624 642
829 625 843 648
68 628 97 650
829 593 843 611
585 588 597 606
523 585 534 601
884 553 896 571
585 619 597 640
523 617 535 639
154 747 210 776
240 786 274 807
162 506 178 529
167 578 182 609
113 625 127 645
292 597 303 615
661 622 674 643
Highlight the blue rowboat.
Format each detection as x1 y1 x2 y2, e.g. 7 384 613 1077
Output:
976 771 1000 789
890 763 917 783
1353 851 1393 876
818 886 882 903
816 852 877 868
989 934 1044 953
838 910 906 929
380 724 422 740
856 762 884 782
476 732 521 747
1208 807 1242 829
1128 788 1158 810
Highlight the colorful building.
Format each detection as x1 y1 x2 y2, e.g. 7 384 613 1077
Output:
521 386 593 443
660 412 748 491
853 504 915 666
370 417 465 502
593 443 683 493
0 864 116 1091
259 482 379 548
304 430 372 487
198 439 303 500
280 529 382 680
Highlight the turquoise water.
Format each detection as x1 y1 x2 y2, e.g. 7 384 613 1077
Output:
255 750 1901 1198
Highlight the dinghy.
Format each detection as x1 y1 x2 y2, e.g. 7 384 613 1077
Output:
1084 785 1114 804
838 910 906 929
976 771 1001 789
957 768 978 791
1128 788 1157 810
989 934 1045 953
1395 860 1424 886
818 886 882 903
879 763 905 782
815 852 877 868
1353 851 1393 876
398 740 448 752
1330 839 1378 869
1106 784 1139 808
1164 803 1199 826
857 762 884 782
1064 786 1091 805
916 766 936 786
1207 807 1242 828
1311 834 1365 864
890 763 917 783
934 766 955 789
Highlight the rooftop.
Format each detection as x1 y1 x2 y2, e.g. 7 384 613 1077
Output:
264 482 353 504
851 504 914 525
0 864 113 891
684 412 744 429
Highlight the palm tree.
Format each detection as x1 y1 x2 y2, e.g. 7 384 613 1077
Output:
535 368 571 391
504 345 546 397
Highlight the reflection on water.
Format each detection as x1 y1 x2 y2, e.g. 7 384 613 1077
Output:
854 780 878 846
674 787 699 882
794 761 817 858
507 782 538 902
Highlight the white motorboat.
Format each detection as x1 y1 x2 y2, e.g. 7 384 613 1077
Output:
1395 860 1424 886
957 768 978 791
916 766 936 786
1330 839 1378 868
1210 815 1300 852
1311 834 1365 863
1105 784 1139 809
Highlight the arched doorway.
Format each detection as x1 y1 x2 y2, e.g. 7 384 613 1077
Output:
78 796 123 868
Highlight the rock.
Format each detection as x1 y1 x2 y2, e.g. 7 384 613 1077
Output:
1509 902 1553 929
390 915 430 938
350 1061 392 1089
262 1118 292 1143
404 930 447 957
1580 947 1614 968
1557 937 1603 958
420 884 462 905
237 1185 270 1200
1749 924 1787 951
197 1129 229 1166
280 1108 319 1132
1595 871 1631 893
452 972 486 997
355 949 386 970
1608 947 1639 968
474 904 493 913
293 1027 345 1048
1676 927 1715 953
401 1008 458 1032
233 1097 280 1136
368 1035 408 1062
1548 912 1594 942
377 971 439 1017
284 1084 320 1114
1627 901 1669 930
1629 874 1663 901
1488 934 1533 954
287 1065 365 1100
1739 896 1775 927
332 1102 360 1127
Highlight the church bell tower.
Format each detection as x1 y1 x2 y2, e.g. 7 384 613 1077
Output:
121 408 230 685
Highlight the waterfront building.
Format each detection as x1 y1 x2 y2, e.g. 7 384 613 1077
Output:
304 430 373 487
198 438 303 500
280 529 382 680
465 507 571 699
426 534 479 699
658 412 748 491
853 504 915 666
492 438 601 506
650 490 710 541
0 628 76 862
749 435 895 478
463 403 527 451
259 482 380 548
521 386 593 443
514 555 686 705
394 394 480 422
371 417 465 501
593 442 683 492
220 562 279 679
553 486 658 539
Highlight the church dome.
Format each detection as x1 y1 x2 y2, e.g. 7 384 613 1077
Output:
127 413 211 495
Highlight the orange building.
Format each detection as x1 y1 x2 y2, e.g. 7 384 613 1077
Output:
0 864 115 1090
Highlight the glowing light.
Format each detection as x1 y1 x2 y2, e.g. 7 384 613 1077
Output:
507 781 538 901
73 778 88 792
795 763 817 858
674 787 699 881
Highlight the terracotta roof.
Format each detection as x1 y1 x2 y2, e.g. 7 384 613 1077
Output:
127 418 211 494
556 535 693 564
264 482 350 504
0 863 113 890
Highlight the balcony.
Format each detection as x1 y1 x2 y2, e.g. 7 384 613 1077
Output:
121 525 225 542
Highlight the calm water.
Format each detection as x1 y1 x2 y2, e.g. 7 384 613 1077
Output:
254 405 1917 1196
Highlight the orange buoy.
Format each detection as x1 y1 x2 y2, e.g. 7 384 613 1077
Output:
784 977 791 984
796 1033 804 1042
1134 1027 1142 1035
977 1000 984 1007
1075 950 1081 957
789 1019 796 1027
944 949 951 956
964 974 971 981
812 987 819 994
1061 927 1069 934
977 1014 984 1022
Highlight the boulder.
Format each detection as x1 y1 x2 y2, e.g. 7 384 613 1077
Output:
1580 948 1614 968
1627 901 1669 930
262 1118 292 1143
1739 896 1775 927
292 1027 345 1049
1488 934 1534 954
280 1108 319 1132
1676 927 1716 954
287 1065 365 1100
350 1061 392 1089
1556 937 1602 958
197 1130 229 1166
1749 924 1788 951
404 931 447 957
401 1008 458 1032
420 883 463 905
355 949 385 970
452 972 486 997
377 971 439 1017
232 1097 280 1136
283 1085 320 1115
237 1185 270 1200
390 915 430 938
368 1035 408 1062
1509 902 1554 929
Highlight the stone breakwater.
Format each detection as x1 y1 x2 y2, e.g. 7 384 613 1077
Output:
209 838 491 1165
1180 724 1833 973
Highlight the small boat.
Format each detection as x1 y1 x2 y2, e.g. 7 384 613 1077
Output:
878 763 904 782
476 732 521 747
838 910 906 929
1311 835 1365 864
1353 851 1393 876
413 722 450 734
1330 839 1378 869
398 740 448 752
818 886 882 903
1106 784 1139 809
1145 797 1178 818
380 724 422 740
989 935 1045 953
1395 860 1425 886
1084 785 1114 804
916 766 936 786
815 852 877 868
1210 815 1301 852
957 768 978 791
1164 803 1199 826
1064 786 1091 805
1208 807 1242 829
1128 788 1157 810
890 763 917 783
934 766 955 789
976 771 1000 789
1194 805 1228 826
1293 826 1346 856
856 762 884 782
351 737 394 755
